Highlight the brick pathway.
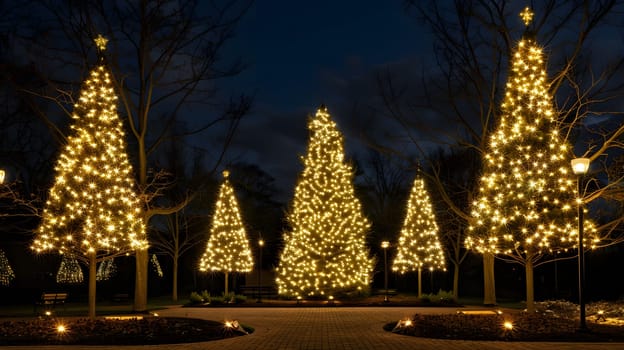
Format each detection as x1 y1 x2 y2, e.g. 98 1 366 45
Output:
3 306 624 350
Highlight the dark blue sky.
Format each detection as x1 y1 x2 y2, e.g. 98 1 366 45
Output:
217 1 430 195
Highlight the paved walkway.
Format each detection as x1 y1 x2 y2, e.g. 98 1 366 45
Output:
3 306 624 350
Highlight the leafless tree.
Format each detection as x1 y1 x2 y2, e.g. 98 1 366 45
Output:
9 0 253 310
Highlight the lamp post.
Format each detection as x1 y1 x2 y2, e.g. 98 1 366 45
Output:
571 157 590 331
0 169 5 184
257 237 264 303
381 241 390 302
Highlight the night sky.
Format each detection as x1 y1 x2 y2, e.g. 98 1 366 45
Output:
218 1 430 196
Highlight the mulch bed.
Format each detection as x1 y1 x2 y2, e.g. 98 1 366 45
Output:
0 317 251 346
385 312 624 342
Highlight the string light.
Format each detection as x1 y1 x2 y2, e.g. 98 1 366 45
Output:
56 255 83 284
275 106 373 298
96 258 117 281
466 10 597 258
151 253 163 277
198 170 254 274
31 34 147 259
392 175 446 274
0 249 15 286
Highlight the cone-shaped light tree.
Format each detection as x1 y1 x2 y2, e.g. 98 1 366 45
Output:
465 8 597 312
392 173 446 297
31 35 147 319
0 249 14 286
276 106 373 298
199 170 253 295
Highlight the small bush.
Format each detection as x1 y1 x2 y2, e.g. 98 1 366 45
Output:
234 294 247 303
201 290 211 303
436 289 454 303
189 292 203 304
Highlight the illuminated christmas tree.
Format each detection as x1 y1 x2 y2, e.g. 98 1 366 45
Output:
32 35 147 318
199 170 253 295
57 255 84 284
276 105 373 298
392 174 445 297
96 258 117 281
0 249 15 286
465 8 597 312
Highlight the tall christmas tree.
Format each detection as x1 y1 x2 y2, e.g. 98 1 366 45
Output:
465 8 597 312
392 174 445 297
32 35 147 318
276 105 373 298
199 170 253 295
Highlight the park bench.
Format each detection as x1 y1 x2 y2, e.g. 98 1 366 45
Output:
112 293 130 302
34 292 68 314
239 285 278 299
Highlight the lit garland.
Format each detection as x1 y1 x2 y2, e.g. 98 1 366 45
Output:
466 8 597 258
198 170 254 273
31 36 147 259
56 255 84 284
392 175 446 273
151 254 163 278
0 249 15 286
276 106 373 298
96 258 117 281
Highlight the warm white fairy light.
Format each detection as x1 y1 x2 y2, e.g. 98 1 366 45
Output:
56 255 83 284
466 11 597 258
96 258 117 281
275 106 373 298
392 176 446 273
198 170 254 273
0 249 15 286
31 35 147 259
520 6 534 26
151 253 164 277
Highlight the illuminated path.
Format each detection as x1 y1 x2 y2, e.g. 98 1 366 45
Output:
6 306 624 350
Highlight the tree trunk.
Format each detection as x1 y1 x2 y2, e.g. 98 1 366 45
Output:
88 253 96 319
224 271 229 295
172 252 179 302
133 249 148 312
525 255 535 312
452 261 460 301
417 267 422 298
483 252 496 305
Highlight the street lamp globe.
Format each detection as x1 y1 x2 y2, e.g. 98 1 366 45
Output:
571 158 590 175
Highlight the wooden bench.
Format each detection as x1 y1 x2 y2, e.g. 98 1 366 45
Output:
374 288 398 296
239 285 278 299
34 292 68 314
112 293 130 302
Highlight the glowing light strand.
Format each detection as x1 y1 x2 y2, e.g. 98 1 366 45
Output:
392 176 446 273
0 249 15 286
198 170 254 274
276 106 373 298
466 14 598 258
31 35 147 259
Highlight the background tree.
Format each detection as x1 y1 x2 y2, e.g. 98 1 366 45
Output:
31 37 147 318
276 106 373 298
199 170 253 295
8 0 253 311
466 9 598 312
392 172 446 297
428 148 475 301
